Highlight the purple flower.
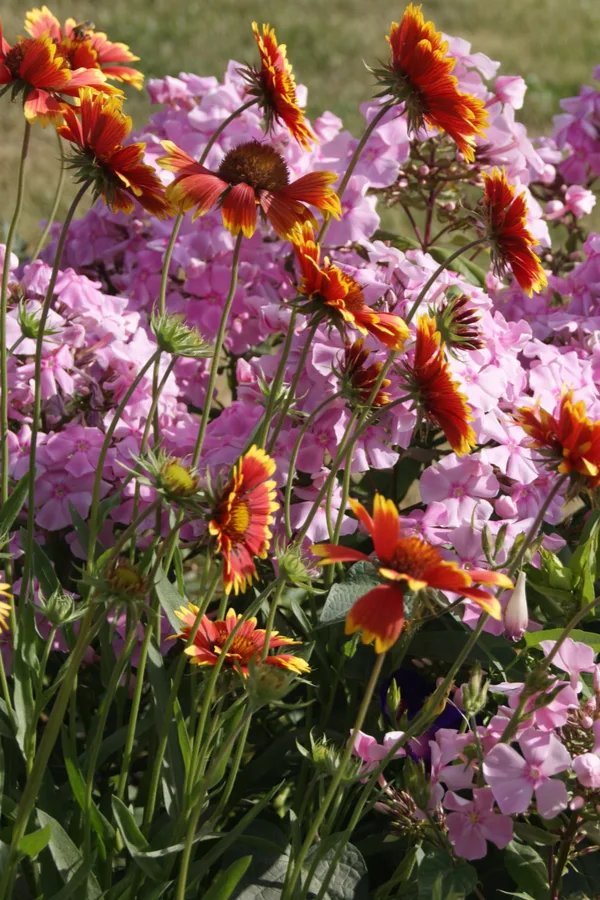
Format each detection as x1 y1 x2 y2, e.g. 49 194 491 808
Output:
445 788 513 859
483 728 571 818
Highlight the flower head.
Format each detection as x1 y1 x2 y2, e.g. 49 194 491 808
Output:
58 89 172 218
374 3 487 161
401 315 476 455
434 291 484 356
481 169 547 296
209 446 278 595
159 140 340 240
294 225 409 350
242 23 316 150
312 494 511 652
339 339 392 407
0 583 12 633
24 6 144 88
445 788 513 860
515 390 600 486
174 604 310 676
0 24 110 123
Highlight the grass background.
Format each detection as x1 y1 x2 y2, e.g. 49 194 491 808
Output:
2 0 600 245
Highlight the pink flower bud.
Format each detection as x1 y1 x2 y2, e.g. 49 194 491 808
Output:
593 664 600 694
564 185 597 218
494 75 527 109
545 200 565 221
503 571 528 641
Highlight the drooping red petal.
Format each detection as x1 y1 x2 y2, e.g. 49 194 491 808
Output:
345 584 405 654
221 182 258 237
311 543 370 565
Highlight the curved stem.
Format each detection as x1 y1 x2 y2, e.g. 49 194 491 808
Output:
550 812 581 899
267 320 319 454
317 103 393 244
1 123 30 527
256 307 299 448
403 239 486 325
85 349 162 573
283 391 343 538
191 232 243 467
29 132 67 264
283 653 386 900
198 98 258 167
19 181 90 608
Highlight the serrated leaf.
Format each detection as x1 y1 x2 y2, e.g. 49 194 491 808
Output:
19 823 52 859
37 810 102 899
504 841 548 900
319 562 379 626
0 472 30 536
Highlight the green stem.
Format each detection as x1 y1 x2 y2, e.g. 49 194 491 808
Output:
191 232 243 468
317 103 393 243
210 713 252 825
1 122 30 520
198 98 258 167
267 319 319 454
403 239 487 325
19 181 91 608
256 307 299 448
283 653 386 900
29 132 67 264
283 391 343 539
261 580 286 659
550 812 580 899
85 349 162 573
507 474 568 577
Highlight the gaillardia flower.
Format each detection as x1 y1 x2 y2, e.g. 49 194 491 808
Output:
174 605 310 676
58 89 172 218
159 140 340 240
24 6 144 88
209 446 279 595
515 390 600 486
374 3 487 162
339 339 392 407
401 315 476 455
312 494 510 653
295 225 409 350
434 291 484 357
0 582 12 633
0 24 110 123
481 168 547 296
242 22 316 150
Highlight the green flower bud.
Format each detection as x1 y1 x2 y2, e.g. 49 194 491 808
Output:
151 312 213 358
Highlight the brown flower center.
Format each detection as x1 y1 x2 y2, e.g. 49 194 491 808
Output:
218 141 290 192
4 44 26 78
389 536 441 579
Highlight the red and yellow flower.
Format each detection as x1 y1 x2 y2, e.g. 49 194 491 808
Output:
481 168 547 296
312 495 511 653
294 225 409 350
159 140 340 240
515 390 600 486
340 339 392 407
174 605 310 676
0 24 111 123
401 315 476 455
58 89 172 218
0 582 12 633
242 22 316 150
209 446 279 595
25 6 143 89
376 3 487 162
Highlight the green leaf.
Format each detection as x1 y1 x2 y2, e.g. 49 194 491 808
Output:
63 752 114 852
68 501 104 557
428 246 487 288
111 796 165 882
523 628 600 652
146 639 187 808
29 535 60 596
372 229 420 251
504 841 549 900
0 472 30 536
513 823 559 846
568 512 600 607
417 848 477 900
319 561 380 626
154 568 186 633
204 857 253 900
37 810 102 899
19 823 52 859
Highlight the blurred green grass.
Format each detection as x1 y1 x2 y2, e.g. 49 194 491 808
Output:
2 0 600 244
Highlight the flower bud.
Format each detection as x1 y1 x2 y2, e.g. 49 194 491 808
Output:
402 757 430 811
150 312 213 358
461 662 489 717
503 571 528 641
41 588 75 626
245 658 296 708
18 299 61 341
385 679 403 722
105 558 149 600
159 458 200 498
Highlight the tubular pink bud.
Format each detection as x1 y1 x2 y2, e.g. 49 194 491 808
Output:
503 571 528 641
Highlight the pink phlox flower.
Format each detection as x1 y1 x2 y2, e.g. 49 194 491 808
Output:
539 638 596 690
494 75 527 110
450 354 508 414
20 346 75 400
322 176 379 246
351 729 406 778
38 426 112 479
290 471 357 543
490 679 579 731
35 471 111 531
445 787 513 860
480 413 538 484
483 727 571 818
419 454 498 528
429 730 476 808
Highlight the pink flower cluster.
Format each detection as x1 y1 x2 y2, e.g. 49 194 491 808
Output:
354 639 600 860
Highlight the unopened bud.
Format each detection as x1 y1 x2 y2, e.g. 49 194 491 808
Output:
41 588 74 625
402 757 430 811
503 571 528 641
462 662 489 717
246 659 296 708
151 312 213 358
386 679 402 721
